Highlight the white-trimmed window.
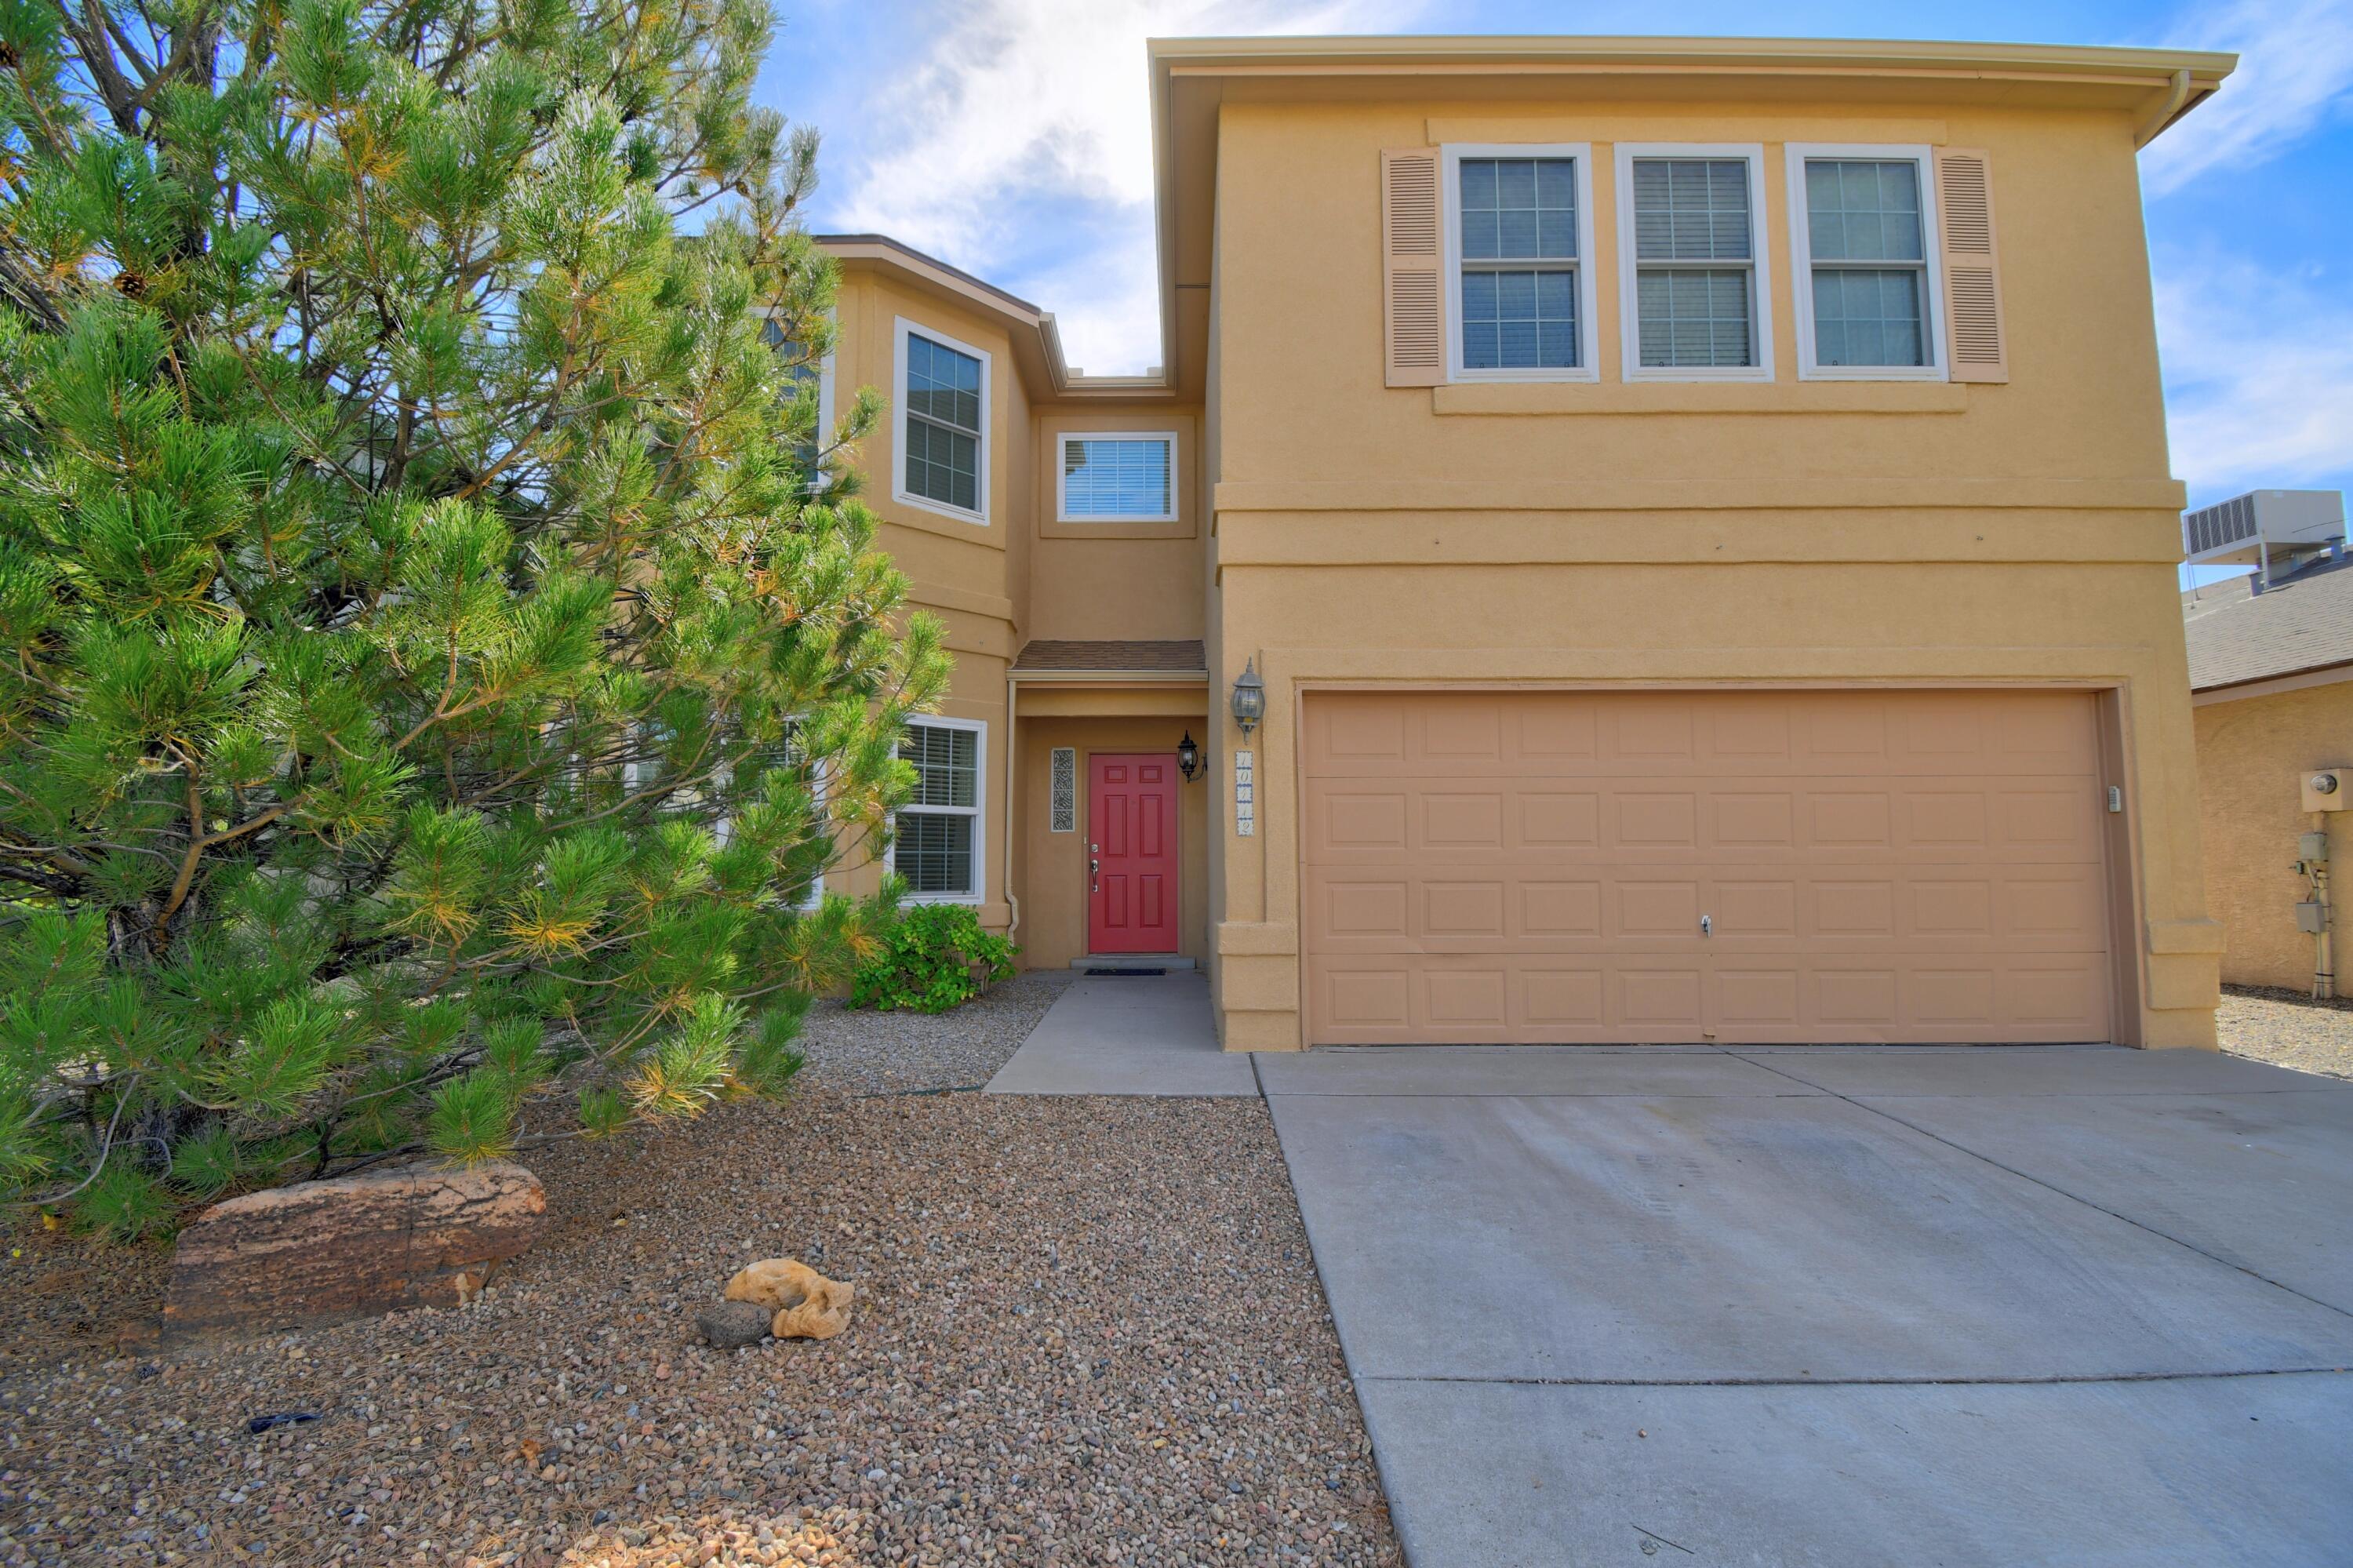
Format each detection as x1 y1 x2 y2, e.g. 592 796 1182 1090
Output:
1616 144 1773 381
1786 144 1946 380
893 318 989 522
762 316 836 485
1442 144 1598 381
718 719 823 910
892 716 984 902
1058 432 1177 522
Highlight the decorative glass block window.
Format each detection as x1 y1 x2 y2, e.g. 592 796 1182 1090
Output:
893 719 982 899
1059 435 1176 522
1789 149 1940 377
1049 748 1077 831
1625 152 1766 373
1457 156 1580 370
896 321 987 519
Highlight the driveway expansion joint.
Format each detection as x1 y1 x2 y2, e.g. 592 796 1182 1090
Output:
1728 1049 2353 1325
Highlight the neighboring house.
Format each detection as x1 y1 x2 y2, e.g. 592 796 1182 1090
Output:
2184 551 2353 993
809 35 2237 1050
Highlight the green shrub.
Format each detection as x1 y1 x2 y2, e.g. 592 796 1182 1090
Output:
849 906 1017 1013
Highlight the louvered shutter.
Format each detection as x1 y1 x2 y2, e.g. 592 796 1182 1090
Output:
1937 148 2007 384
1382 148 1444 387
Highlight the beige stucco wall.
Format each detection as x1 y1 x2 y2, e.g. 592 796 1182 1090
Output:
2194 680 2353 991
824 265 1209 958
822 268 1026 928
1028 410 1205 641
1205 93 2219 1049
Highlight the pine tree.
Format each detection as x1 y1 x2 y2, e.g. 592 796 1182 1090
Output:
0 0 950 1236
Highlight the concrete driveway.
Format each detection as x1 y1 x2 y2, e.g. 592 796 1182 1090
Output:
1258 1044 2353 1567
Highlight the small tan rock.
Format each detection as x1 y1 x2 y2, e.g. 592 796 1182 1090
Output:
722 1258 855 1340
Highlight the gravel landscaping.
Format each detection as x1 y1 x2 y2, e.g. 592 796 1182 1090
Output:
792 972 1075 1096
0 995 1400 1568
2217 985 2353 1081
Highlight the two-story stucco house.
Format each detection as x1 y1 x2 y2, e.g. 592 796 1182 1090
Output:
809 35 2235 1051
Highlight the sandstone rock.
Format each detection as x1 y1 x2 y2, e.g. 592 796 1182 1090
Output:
696 1300 772 1348
162 1161 545 1337
722 1257 855 1340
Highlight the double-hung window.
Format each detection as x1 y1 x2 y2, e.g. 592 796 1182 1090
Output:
1059 432 1177 522
1617 145 1773 380
1787 145 1944 379
1442 144 1596 380
762 316 836 485
893 318 989 522
718 719 824 908
893 717 984 902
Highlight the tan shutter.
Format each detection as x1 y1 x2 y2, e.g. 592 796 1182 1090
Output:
1382 147 1444 387
1937 148 2007 383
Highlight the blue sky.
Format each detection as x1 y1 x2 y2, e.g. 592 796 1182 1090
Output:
758 0 2353 522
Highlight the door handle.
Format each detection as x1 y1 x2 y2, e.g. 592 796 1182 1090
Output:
1700 914 1712 937
1089 844 1100 894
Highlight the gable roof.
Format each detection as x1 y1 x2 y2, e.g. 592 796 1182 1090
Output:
2183 556 2353 693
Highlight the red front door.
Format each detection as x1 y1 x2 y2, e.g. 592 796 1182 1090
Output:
1089 754 1180 954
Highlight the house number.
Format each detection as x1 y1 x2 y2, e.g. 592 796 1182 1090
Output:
1234 750 1256 837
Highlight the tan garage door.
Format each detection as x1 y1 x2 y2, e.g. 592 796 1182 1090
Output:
1302 689 2115 1045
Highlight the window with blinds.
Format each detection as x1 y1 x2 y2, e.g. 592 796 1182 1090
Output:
894 719 983 899
716 717 823 908
1625 153 1765 373
1794 153 1936 373
1060 434 1176 521
896 319 989 519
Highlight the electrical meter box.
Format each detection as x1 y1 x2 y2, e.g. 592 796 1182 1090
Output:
2305 769 2348 812
2297 901 2329 935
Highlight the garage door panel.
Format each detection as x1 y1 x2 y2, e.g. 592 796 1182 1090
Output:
1420 791 1506 849
1303 690 2113 1046
1717 967 1802 1025
1422 880 1507 937
1419 704 1506 761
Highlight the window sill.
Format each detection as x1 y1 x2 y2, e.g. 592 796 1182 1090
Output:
1431 381 1969 417
1041 515 1195 540
892 489 991 526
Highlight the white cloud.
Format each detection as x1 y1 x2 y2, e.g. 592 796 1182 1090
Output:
2155 249 2353 498
2143 0 2353 194
825 0 1430 373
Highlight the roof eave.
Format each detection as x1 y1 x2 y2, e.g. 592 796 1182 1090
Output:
1144 34 2237 89
815 234 1180 398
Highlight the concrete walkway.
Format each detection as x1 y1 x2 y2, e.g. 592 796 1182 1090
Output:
983 971 1256 1097
1260 1043 2353 1567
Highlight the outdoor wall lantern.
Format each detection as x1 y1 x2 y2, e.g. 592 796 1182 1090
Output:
1177 731 1202 782
1230 658 1266 738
